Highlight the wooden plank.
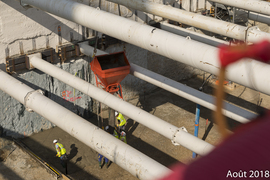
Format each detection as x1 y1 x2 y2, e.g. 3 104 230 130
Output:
13 63 26 71
63 45 75 52
41 48 55 57
6 63 26 72
6 55 26 65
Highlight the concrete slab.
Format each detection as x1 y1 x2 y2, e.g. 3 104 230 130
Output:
0 139 55 180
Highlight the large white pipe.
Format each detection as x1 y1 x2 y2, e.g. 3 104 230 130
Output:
159 21 229 47
79 43 256 123
130 64 257 124
0 69 170 179
19 0 270 96
248 11 270 25
28 54 214 155
208 0 270 16
105 0 270 43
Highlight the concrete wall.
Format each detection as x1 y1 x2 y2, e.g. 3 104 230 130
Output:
0 0 201 138
0 59 92 138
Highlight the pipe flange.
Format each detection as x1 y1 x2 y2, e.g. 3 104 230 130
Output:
171 126 187 146
245 26 260 43
24 89 44 112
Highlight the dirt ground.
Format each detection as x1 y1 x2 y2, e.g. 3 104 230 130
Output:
0 74 268 180
0 138 56 180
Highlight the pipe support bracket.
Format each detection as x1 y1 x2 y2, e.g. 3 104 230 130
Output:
24 89 44 112
171 126 187 146
20 0 32 9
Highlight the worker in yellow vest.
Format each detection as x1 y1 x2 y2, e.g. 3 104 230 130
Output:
115 111 126 132
53 139 68 174
120 131 127 144
113 127 119 139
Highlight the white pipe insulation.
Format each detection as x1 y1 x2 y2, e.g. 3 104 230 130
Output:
105 0 270 43
27 54 214 155
208 0 270 16
19 0 270 96
78 43 257 123
0 69 170 180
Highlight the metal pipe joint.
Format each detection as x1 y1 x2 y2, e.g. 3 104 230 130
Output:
171 127 188 146
24 89 44 112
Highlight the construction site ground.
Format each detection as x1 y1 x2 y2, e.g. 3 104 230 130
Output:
1 74 268 180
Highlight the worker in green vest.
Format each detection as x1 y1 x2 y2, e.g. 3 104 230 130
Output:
115 111 126 132
53 139 68 174
120 131 127 144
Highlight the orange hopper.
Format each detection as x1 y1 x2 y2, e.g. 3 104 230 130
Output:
90 51 130 99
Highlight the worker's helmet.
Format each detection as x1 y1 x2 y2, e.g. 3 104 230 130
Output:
105 126 109 131
53 139 58 143
121 131 126 136
115 111 119 117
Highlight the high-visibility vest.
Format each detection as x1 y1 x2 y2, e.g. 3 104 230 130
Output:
117 113 126 127
113 130 119 139
120 135 127 144
55 143 66 157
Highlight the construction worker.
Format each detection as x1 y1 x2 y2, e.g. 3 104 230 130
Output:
98 126 110 169
115 111 126 132
98 154 109 169
113 126 119 139
120 131 127 144
53 139 68 174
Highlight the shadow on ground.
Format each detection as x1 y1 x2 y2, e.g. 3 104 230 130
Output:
0 137 25 180
21 136 98 179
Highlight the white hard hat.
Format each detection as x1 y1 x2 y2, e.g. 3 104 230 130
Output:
115 111 119 116
53 139 58 143
105 126 109 131
121 131 126 136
